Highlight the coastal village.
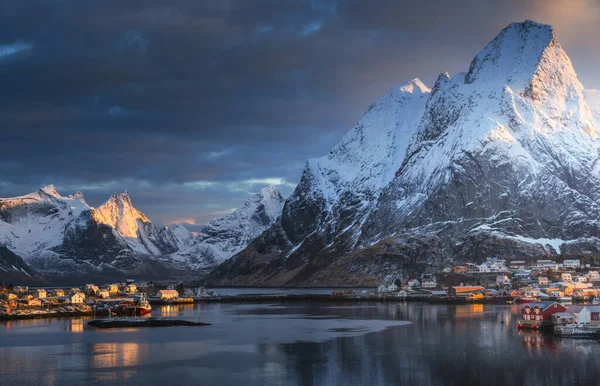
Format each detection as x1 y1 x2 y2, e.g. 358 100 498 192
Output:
375 256 600 337
3 256 600 337
0 280 218 320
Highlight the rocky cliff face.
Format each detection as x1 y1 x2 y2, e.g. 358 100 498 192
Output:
206 21 600 286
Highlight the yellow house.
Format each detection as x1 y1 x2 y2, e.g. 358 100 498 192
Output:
67 292 86 304
24 298 42 307
157 289 179 300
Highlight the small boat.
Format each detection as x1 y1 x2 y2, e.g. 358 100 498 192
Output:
516 297 535 304
134 293 152 315
113 293 152 316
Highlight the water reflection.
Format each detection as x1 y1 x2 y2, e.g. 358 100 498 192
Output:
1 302 600 385
88 342 142 381
66 318 85 333
159 303 195 317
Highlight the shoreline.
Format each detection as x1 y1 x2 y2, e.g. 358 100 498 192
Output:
0 295 515 321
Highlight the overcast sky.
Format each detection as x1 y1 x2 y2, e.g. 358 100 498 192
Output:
2 0 600 229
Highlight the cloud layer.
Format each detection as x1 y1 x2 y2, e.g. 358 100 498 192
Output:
1 0 599 225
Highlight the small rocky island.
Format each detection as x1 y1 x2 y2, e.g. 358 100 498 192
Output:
88 317 210 329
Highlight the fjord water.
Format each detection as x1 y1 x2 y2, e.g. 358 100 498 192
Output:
1 298 600 385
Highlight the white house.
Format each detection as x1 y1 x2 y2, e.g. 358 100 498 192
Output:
125 284 137 294
67 292 86 304
561 273 573 282
422 279 437 288
482 259 507 272
407 279 421 288
157 289 179 300
182 289 196 298
576 276 588 283
566 305 591 324
96 289 110 299
563 259 581 269
587 271 600 281
387 283 399 292
538 277 549 286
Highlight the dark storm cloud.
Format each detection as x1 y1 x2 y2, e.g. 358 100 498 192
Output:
1 0 599 225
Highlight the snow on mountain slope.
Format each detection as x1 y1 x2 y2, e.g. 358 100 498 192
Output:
279 79 430 250
92 191 167 256
0 185 89 258
366 20 600 240
0 186 188 278
160 223 194 251
206 21 600 287
170 186 285 269
584 89 600 122
0 184 285 278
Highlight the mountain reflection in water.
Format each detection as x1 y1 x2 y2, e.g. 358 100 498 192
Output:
1 300 600 385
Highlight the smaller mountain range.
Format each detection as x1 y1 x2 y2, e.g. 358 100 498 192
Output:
0 184 284 283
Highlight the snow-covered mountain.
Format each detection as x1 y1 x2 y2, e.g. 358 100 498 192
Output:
0 184 284 281
206 20 600 286
168 186 285 270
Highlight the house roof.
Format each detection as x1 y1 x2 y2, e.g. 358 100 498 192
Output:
566 305 586 313
452 286 485 292
158 289 178 295
553 312 575 318
524 302 560 310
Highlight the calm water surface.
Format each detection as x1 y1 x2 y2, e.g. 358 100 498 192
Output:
1 295 599 385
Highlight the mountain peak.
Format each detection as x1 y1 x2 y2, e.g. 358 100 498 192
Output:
398 78 430 94
465 20 560 88
94 189 151 240
40 184 61 198
257 185 284 200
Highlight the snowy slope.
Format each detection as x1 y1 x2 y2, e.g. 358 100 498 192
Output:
279 79 430 249
0 186 191 278
366 20 600 240
92 192 169 256
0 185 89 258
0 184 285 278
170 186 285 269
206 20 600 287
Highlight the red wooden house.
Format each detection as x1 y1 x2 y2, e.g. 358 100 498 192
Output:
519 302 567 329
